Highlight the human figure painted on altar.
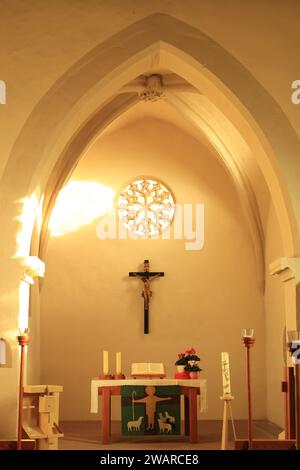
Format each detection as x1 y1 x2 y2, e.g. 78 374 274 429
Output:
132 386 172 430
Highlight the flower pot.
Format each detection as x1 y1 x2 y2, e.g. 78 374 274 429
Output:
174 365 190 379
189 371 199 379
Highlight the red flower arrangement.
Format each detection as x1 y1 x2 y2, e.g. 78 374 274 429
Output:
175 347 202 379
186 347 196 356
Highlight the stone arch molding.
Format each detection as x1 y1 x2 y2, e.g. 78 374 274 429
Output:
2 12 300 440
39 91 266 285
1 13 299 269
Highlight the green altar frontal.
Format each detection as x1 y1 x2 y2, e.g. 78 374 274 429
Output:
121 385 180 436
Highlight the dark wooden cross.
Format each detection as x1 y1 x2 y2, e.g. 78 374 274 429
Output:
129 259 164 334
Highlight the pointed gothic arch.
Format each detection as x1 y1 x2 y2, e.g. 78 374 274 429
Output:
0 13 299 437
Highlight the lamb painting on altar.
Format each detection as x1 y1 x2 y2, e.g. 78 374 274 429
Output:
121 385 180 435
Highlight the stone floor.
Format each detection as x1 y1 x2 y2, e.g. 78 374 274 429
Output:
59 420 281 450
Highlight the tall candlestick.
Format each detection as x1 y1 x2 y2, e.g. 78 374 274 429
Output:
221 352 231 396
287 331 300 450
17 333 30 450
242 330 255 450
116 352 121 374
103 350 109 375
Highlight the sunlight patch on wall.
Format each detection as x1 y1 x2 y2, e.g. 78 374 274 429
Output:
15 193 43 257
18 280 30 332
49 181 114 236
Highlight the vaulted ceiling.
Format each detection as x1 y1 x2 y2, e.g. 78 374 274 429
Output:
41 72 268 284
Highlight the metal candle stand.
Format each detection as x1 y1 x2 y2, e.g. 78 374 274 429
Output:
113 373 126 380
99 374 126 380
287 331 300 450
242 334 255 450
235 330 296 450
17 332 30 450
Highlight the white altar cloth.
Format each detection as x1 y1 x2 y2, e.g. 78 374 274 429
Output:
90 378 207 413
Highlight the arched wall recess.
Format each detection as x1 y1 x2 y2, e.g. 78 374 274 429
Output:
0 14 298 264
39 92 266 288
0 12 299 438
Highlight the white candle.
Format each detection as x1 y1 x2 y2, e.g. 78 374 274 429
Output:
103 350 109 375
242 328 254 338
116 352 121 374
221 352 231 396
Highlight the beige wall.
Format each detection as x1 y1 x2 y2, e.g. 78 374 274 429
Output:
1 0 300 179
0 0 298 437
41 118 266 421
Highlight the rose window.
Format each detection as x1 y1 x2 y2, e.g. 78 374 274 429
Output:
118 178 175 237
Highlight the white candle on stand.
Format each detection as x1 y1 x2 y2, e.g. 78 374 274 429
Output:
116 352 121 374
103 350 109 375
242 328 254 338
221 352 231 396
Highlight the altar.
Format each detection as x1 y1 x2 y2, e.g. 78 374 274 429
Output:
91 379 207 444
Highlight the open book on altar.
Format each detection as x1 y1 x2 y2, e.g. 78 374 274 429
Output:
131 363 166 378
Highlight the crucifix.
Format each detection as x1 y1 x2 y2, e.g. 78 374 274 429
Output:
129 259 164 334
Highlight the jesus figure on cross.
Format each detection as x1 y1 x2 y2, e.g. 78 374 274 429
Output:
129 259 164 334
134 272 160 309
